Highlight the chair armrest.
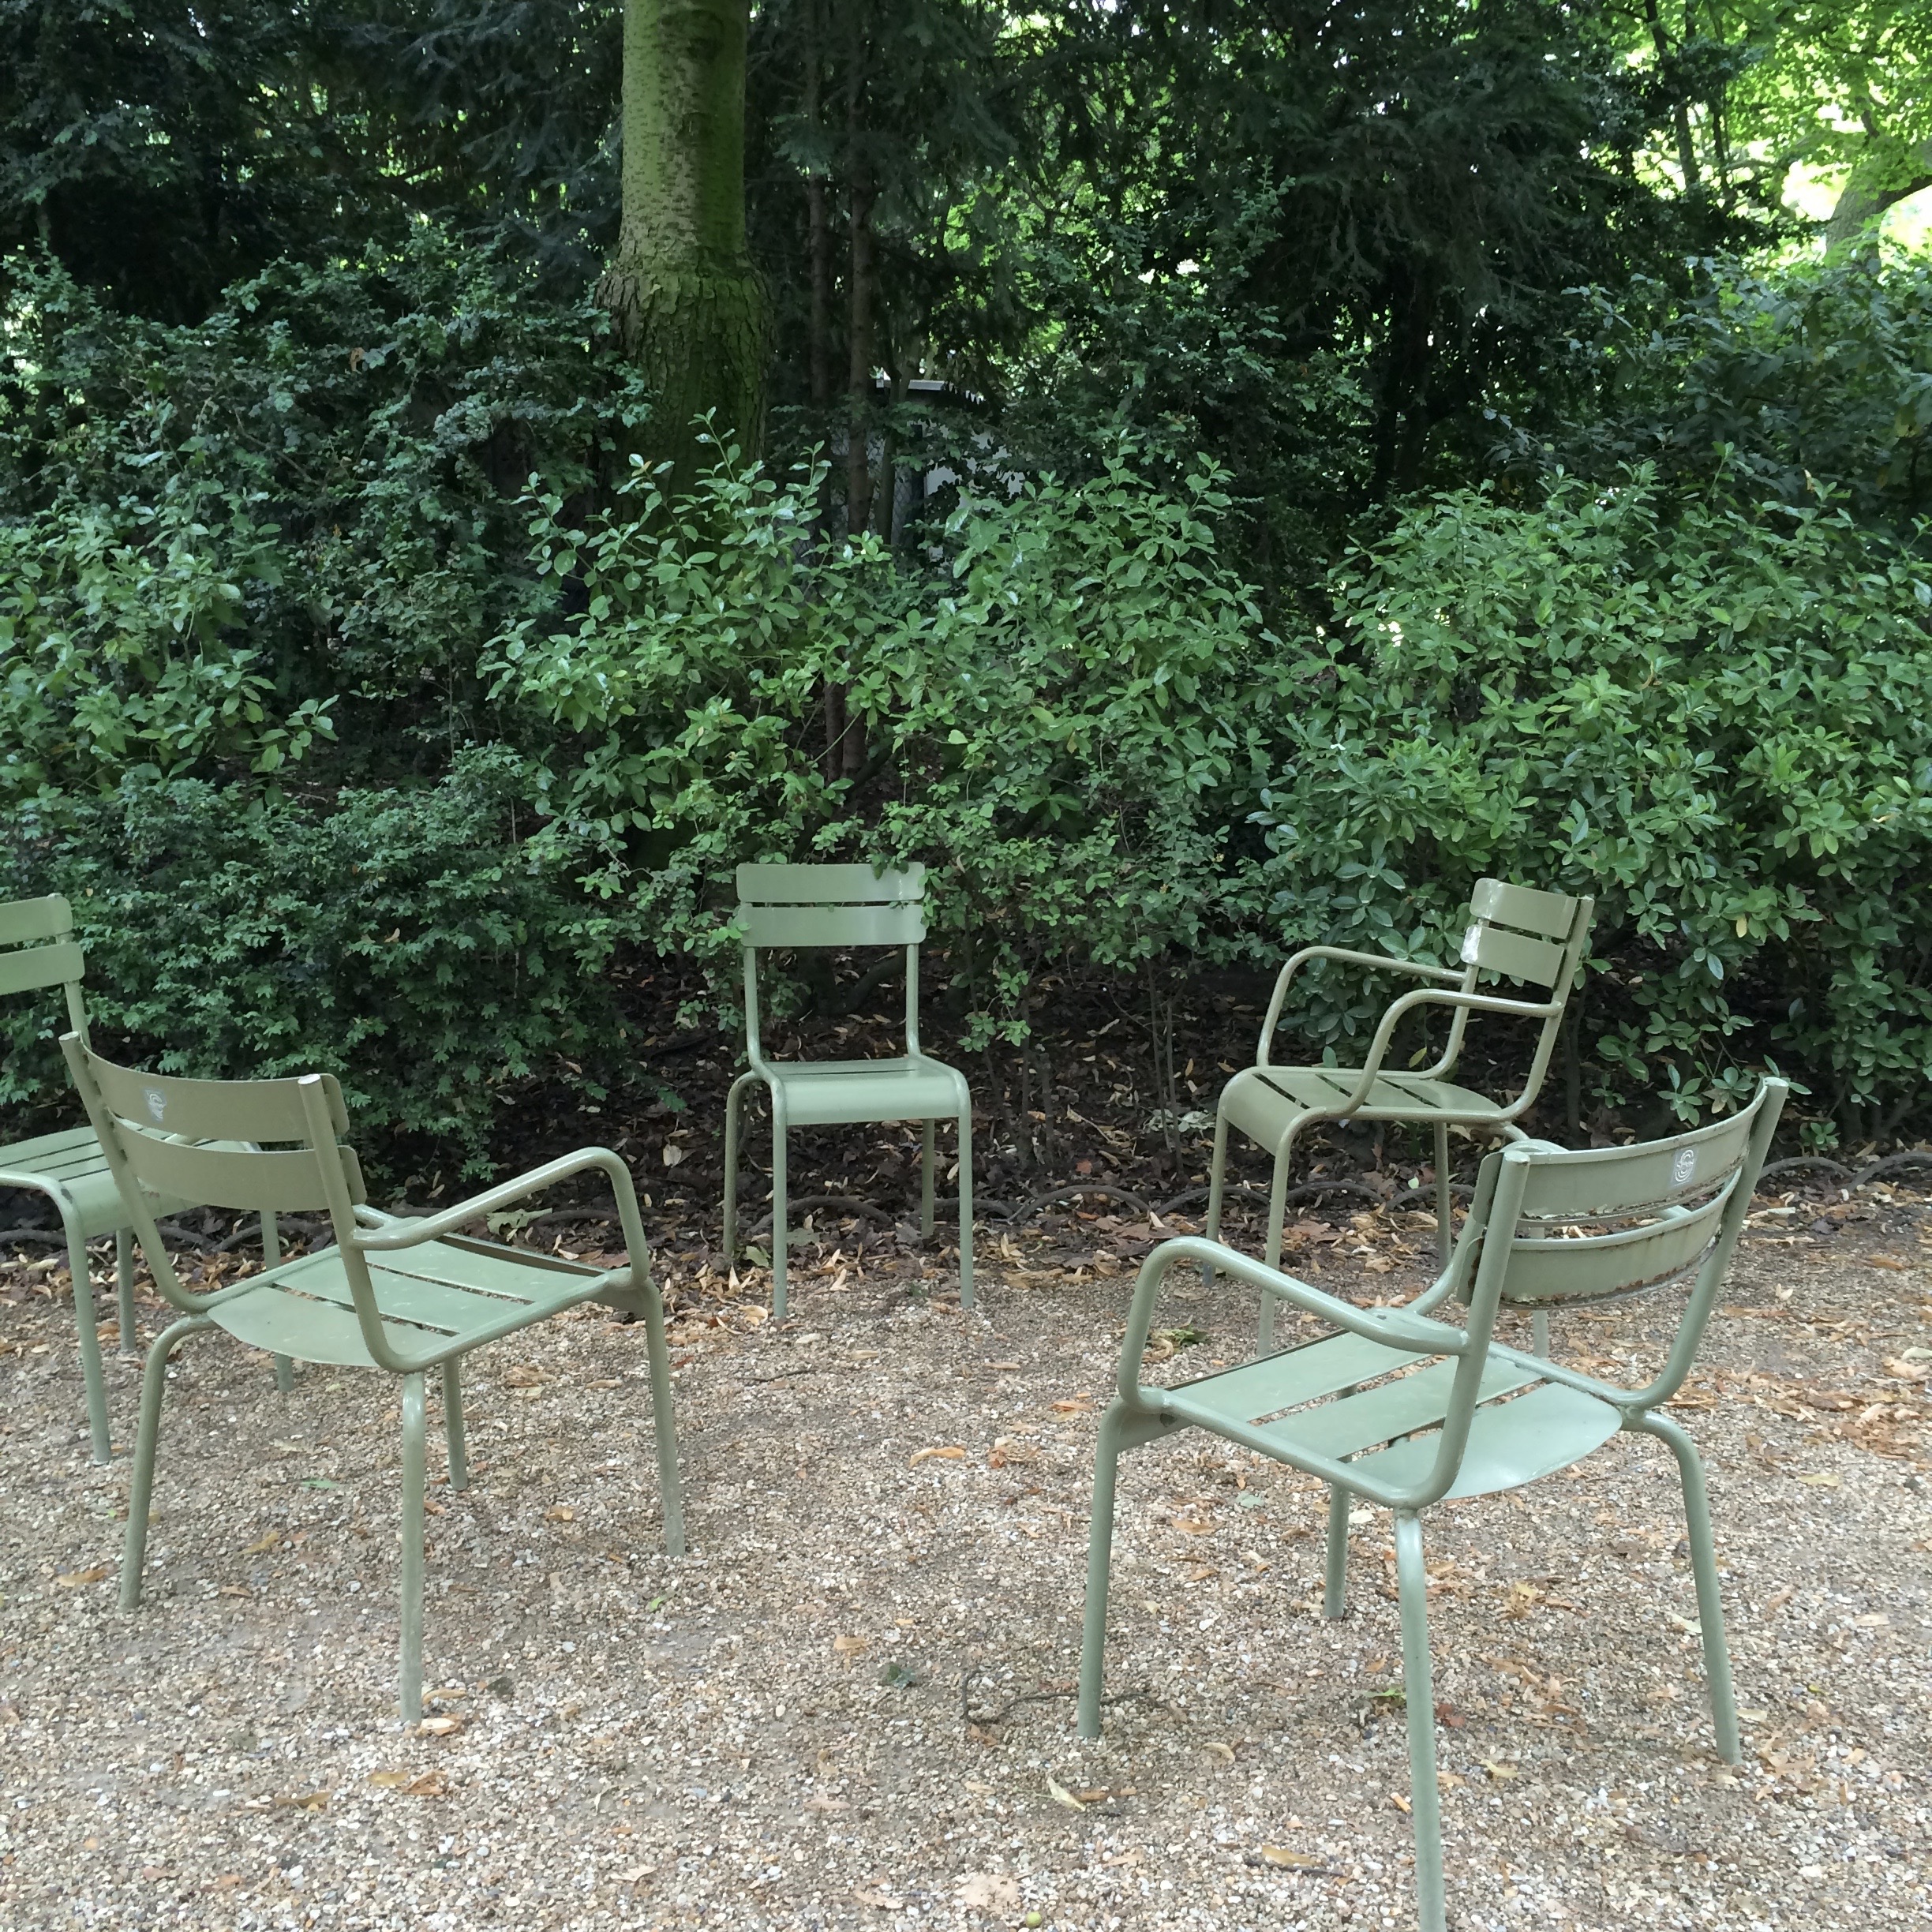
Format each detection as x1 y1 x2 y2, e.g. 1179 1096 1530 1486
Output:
1116 1235 1462 1406
1317 985 1563 1114
354 1147 647 1266
1257 946 1462 1066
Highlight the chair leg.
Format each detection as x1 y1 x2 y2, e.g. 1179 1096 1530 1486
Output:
955 1107 974 1311
1395 1510 1447 1932
1076 1406 1128 1739
769 1108 789 1321
399 1372 427 1724
121 1316 214 1608
441 1358 468 1492
1531 1307 1552 1358
721 1072 757 1260
637 1264 685 1558
1323 1483 1351 1618
1636 1413 1741 1764
262 1211 293 1393
1200 1104 1234 1291
114 1228 138 1358
65 1222 111 1463
920 1118 937 1239
1256 1127 1300 1357
1432 1121 1453 1265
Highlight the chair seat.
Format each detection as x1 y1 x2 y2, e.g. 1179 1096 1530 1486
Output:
752 1055 965 1128
0 1122 195 1239
205 1232 615 1368
1222 1064 1511 1146
1165 1330 1622 1501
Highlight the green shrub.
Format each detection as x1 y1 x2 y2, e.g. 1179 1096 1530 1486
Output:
0 751 620 1168
1259 467 1932 1144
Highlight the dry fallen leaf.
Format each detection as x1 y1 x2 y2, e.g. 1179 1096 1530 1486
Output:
501 1364 549 1390
1482 1760 1519 1781
1795 1472 1840 1488
957 1872 1021 1911
1260 1845 1326 1870
51 1566 110 1589
1050 1397 1092 1414
275 1791 331 1811
1173 1514 1215 1536
369 1769 448 1795
415 1716 465 1738
543 1504 576 1522
853 1887 904 1911
908 1446 967 1466
1045 1776 1086 1811
1865 1256 1911 1271
661 1141 686 1167
833 1634 869 1657
1201 1739 1237 1764
242 1531 282 1556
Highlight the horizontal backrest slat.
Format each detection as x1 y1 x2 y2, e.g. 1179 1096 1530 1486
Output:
84 1053 350 1144
0 938 84 998
0 895 74 946
1469 878 1581 941
740 901 927 949
1461 922 1566 987
1515 1108 1758 1219
118 1131 354 1215
736 863 925 904
1498 1189 1730 1305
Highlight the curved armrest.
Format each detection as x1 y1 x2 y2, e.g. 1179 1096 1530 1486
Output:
1257 945 1463 1067
1321 985 1563 1114
356 1147 647 1267
1116 1235 1462 1407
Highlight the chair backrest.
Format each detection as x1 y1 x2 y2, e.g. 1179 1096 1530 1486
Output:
0 894 89 1040
1444 879 1596 1108
1450 1076 1786 1406
61 1036 368 1313
734 863 927 950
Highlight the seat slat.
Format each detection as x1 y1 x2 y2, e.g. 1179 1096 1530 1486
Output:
1468 878 1581 941
204 1278 440 1368
1515 1114 1755 1218
1350 1380 1621 1499
1259 1355 1540 1462
0 939 84 998
756 1057 964 1126
86 1055 350 1145
275 1252 552 1335
736 863 924 904
1172 1329 1423 1425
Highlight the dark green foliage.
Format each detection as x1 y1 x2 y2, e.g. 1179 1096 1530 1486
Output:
0 752 618 1166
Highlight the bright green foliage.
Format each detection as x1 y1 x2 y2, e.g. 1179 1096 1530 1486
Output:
0 754 616 1164
489 436 1278 1046
1260 470 1932 1140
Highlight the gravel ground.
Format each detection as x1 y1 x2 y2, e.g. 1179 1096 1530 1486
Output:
2 1189 1930 1931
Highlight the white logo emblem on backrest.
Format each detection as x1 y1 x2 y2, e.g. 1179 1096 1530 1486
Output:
1671 1148 1697 1186
144 1088 167 1123
1460 925 1481 964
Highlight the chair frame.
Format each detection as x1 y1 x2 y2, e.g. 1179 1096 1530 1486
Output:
1078 1079 1785 1932
1204 878 1596 1347
721 863 973 1318
0 894 289 1460
66 1036 682 1722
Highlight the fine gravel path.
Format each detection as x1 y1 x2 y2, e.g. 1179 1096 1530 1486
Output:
2 1193 1929 1930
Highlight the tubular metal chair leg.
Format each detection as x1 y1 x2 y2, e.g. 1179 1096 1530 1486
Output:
399 1372 427 1724
1531 1308 1552 1357
121 1315 214 1607
1637 1413 1742 1762
1200 1106 1234 1291
955 1108 974 1310
442 1357 468 1492
1432 1120 1453 1264
114 1228 138 1357
1255 1127 1300 1356
1076 1406 1128 1739
769 1108 789 1321
66 1222 111 1463
264 1211 293 1393
638 1267 685 1557
721 1071 758 1260
1323 1483 1351 1617
1395 1511 1447 1932
920 1118 936 1239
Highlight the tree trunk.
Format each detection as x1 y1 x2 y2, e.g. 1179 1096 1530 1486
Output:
844 24 876 537
1825 141 1932 252
599 0 769 492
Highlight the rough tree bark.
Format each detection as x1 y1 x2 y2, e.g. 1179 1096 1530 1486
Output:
599 0 769 490
1825 140 1932 253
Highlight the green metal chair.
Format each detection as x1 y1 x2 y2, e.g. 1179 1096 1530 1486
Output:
1079 1078 1784 1932
0 893 290 1462
721 863 972 1319
1204 878 1597 1346
64 1035 683 1723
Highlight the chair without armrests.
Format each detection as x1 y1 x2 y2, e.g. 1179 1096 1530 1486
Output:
65 1036 683 1722
1079 1078 1784 1932
0 894 289 1461
1204 878 1596 1349
722 863 973 1318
